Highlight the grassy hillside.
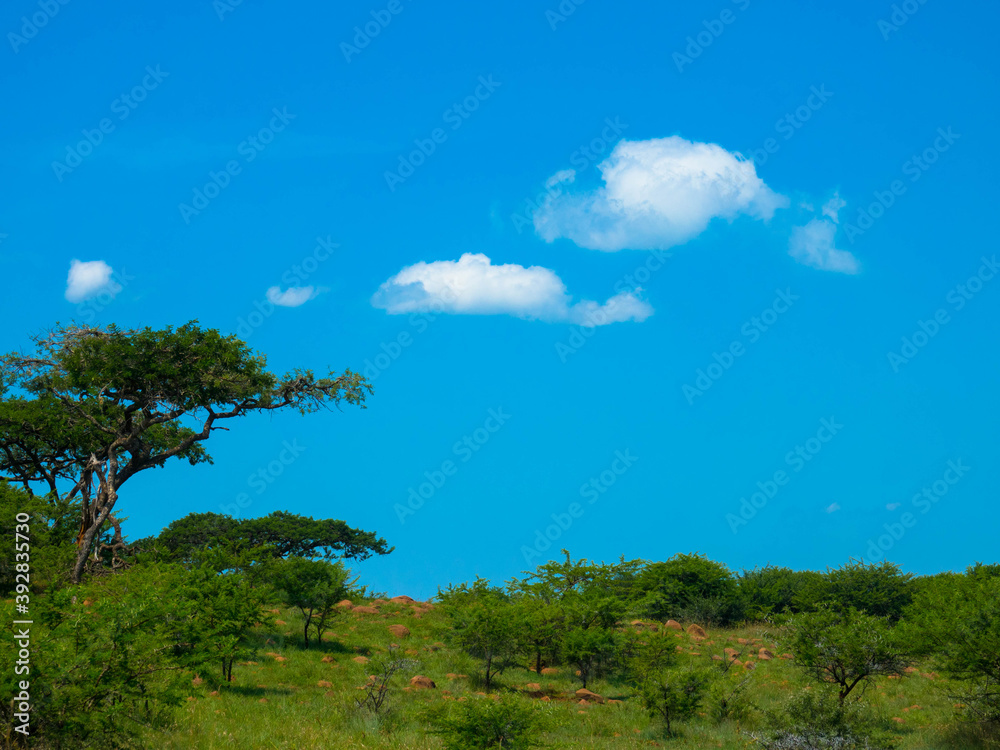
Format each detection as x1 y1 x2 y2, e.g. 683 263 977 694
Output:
146 596 997 749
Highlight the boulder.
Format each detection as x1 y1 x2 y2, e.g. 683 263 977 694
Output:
665 620 683 631
410 675 436 689
317 680 332 688
336 599 354 609
540 667 560 675
352 656 369 664
352 606 378 615
758 648 774 660
391 595 416 604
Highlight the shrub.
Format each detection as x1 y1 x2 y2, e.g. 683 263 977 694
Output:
636 553 743 625
427 694 552 749
795 560 913 621
638 667 712 736
748 689 897 749
739 565 824 619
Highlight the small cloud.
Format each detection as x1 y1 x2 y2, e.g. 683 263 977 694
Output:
372 252 652 326
545 169 576 188
65 259 121 303
266 285 318 308
822 192 847 224
789 218 860 274
886 502 901 511
826 502 841 514
534 135 787 252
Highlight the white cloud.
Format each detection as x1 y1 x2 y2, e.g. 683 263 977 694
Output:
886 502 901 511
533 136 788 252
266 285 318 308
822 192 847 223
788 218 860 274
826 502 841 513
371 253 652 327
65 259 121 303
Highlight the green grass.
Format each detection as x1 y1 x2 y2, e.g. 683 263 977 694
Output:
141 603 1000 749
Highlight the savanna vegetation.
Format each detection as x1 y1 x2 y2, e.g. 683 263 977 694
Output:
2 323 998 749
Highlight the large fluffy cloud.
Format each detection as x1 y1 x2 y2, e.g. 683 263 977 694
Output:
371 253 652 326
65 259 120 302
533 136 788 252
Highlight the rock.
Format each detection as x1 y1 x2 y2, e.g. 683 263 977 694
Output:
352 606 378 615
391 595 416 604
904 666 918 674
317 680 332 688
737 638 749 645
712 655 723 661
540 667 560 675
731 660 743 668
258 698 269 703
759 648 774 660
892 717 904 724
274 656 287 663
686 624 707 639
209 690 219 697
665 620 683 631
779 653 794 660
336 599 354 609
743 661 755 670
352 656 369 664
321 656 335 663
525 683 541 691
575 688 605 704
410 676 436 689
724 647 740 659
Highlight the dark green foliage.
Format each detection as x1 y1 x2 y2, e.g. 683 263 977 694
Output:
1 482 78 595
0 564 193 749
794 560 913 621
0 322 372 581
439 579 524 690
739 565 824 619
270 556 352 648
790 607 912 704
638 667 711 735
635 553 744 625
904 572 1000 721
152 510 392 565
427 694 552 750
749 689 898 749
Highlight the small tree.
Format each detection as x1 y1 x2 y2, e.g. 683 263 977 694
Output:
639 668 711 736
795 559 913 621
438 579 523 690
790 607 911 705
561 626 619 689
271 556 351 648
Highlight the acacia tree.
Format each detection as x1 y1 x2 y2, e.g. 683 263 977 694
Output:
0 322 372 582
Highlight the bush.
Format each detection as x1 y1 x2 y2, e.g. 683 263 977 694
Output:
639 667 712 736
739 566 824 619
636 553 743 625
748 689 897 749
795 560 913 621
427 694 552 749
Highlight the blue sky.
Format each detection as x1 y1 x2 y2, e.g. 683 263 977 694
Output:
2 0 998 599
